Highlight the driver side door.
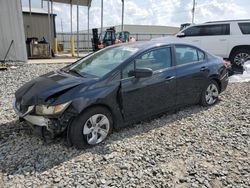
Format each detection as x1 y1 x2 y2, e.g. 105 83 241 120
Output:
120 46 176 122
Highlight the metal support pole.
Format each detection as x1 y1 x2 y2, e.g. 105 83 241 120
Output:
192 0 196 24
70 0 75 56
121 0 124 32
51 0 53 22
51 0 58 54
29 0 31 38
29 0 31 15
41 0 43 8
77 0 79 57
61 18 64 44
48 0 51 56
101 0 103 34
87 4 90 52
70 2 72 35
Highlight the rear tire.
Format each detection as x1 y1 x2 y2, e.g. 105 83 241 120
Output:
69 106 113 149
200 80 219 107
230 48 250 68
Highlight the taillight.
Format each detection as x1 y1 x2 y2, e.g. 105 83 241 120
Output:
223 60 231 68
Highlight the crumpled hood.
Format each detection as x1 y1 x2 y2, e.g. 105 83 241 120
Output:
15 70 96 106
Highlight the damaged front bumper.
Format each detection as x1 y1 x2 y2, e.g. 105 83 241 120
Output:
20 114 50 127
13 99 50 127
13 99 76 135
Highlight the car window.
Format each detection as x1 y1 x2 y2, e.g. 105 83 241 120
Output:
122 47 172 78
183 24 230 36
175 45 203 65
104 31 115 41
197 50 205 61
122 62 135 79
183 26 202 36
69 46 139 77
136 47 172 71
201 24 230 36
238 22 250 34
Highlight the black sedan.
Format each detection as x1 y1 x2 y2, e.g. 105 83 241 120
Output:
13 40 228 148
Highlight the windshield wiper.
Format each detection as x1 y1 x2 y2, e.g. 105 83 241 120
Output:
66 69 85 77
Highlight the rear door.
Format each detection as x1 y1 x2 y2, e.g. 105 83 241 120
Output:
174 45 209 106
120 46 176 121
199 24 230 58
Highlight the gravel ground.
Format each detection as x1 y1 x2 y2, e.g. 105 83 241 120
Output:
0 64 249 187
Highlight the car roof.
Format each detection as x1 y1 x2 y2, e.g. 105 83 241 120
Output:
113 36 195 52
179 19 250 31
151 36 204 49
206 19 250 23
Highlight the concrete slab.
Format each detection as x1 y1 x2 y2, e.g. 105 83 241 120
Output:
28 58 79 64
27 52 91 64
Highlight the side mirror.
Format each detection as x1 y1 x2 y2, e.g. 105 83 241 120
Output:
129 68 153 78
177 32 185 38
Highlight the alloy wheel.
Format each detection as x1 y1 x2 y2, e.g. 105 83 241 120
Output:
205 84 219 105
234 53 250 66
83 114 110 145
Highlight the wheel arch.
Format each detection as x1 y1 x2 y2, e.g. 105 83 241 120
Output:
80 103 112 114
77 103 122 129
209 77 222 93
229 45 250 60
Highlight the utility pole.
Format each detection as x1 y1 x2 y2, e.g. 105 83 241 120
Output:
192 0 196 24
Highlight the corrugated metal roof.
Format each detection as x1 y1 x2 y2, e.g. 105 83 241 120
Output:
44 0 92 6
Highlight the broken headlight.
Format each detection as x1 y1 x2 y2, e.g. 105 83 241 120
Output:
35 101 71 115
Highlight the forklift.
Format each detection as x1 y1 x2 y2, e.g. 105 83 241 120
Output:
116 31 130 43
92 27 130 52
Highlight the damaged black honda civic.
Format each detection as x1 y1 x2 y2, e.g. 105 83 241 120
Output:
13 39 228 148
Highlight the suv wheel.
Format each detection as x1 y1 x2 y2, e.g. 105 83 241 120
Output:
231 48 250 67
69 106 113 149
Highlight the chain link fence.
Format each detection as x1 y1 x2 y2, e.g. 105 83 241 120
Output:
56 32 171 51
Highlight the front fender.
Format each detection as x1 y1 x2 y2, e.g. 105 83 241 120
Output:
71 84 119 113
52 81 125 128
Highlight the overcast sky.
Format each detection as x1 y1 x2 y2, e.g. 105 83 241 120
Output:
21 0 250 32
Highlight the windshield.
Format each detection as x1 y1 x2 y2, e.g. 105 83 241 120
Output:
68 46 139 77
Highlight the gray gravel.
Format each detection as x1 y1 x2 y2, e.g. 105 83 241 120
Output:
0 64 249 187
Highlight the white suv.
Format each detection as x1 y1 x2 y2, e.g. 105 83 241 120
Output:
176 20 250 67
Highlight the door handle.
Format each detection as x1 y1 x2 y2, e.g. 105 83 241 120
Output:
200 67 208 72
219 39 227 41
165 76 175 81
192 40 199 42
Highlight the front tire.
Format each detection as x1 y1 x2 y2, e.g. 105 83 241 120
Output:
69 106 113 149
200 80 219 106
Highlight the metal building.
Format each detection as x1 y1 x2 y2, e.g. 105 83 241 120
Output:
22 7 56 45
0 0 27 63
22 7 56 58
